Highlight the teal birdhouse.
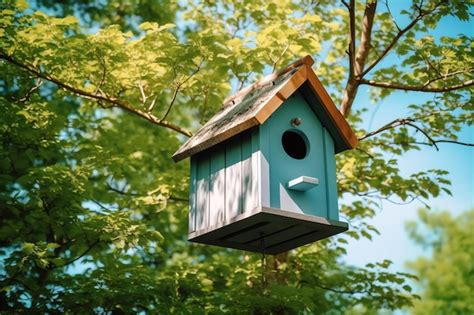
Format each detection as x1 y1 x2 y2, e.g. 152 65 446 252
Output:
172 56 358 255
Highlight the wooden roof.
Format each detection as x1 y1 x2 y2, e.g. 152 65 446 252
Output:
172 55 358 162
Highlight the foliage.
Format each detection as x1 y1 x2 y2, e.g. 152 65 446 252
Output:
0 0 472 313
406 208 474 315
31 0 178 34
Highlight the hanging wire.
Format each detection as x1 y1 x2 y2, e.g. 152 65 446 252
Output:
261 235 267 292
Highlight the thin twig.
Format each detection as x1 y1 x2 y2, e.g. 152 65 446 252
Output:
59 240 100 267
160 60 204 122
434 139 474 147
272 44 290 73
360 78 474 92
359 118 413 141
359 118 474 149
94 52 107 95
404 120 439 151
422 67 474 88
384 0 401 31
147 96 157 113
10 78 43 102
313 283 370 295
160 84 180 122
107 183 188 202
356 147 375 159
138 82 147 104
90 199 118 212
340 0 350 10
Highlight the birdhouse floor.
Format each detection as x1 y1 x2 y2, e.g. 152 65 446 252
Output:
188 207 348 255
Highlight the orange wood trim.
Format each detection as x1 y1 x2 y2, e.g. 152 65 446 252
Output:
254 66 308 124
305 65 358 149
277 65 307 99
254 95 285 124
276 92 286 102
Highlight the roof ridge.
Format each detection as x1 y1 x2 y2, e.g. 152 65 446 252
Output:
222 55 314 106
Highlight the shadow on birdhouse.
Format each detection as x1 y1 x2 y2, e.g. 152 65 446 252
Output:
173 55 358 255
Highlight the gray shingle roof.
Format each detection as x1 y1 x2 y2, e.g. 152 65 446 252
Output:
172 56 357 162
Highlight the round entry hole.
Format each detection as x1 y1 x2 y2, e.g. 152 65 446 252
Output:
281 130 308 160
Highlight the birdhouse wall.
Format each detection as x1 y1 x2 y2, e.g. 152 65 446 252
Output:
189 128 265 233
258 91 339 221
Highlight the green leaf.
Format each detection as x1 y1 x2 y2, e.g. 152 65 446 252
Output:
47 243 61 250
23 242 35 254
139 22 157 31
61 16 77 25
402 284 412 292
1 9 16 15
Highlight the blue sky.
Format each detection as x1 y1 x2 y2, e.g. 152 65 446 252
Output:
343 4 473 274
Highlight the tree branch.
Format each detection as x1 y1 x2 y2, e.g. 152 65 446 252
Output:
340 0 377 117
160 85 180 122
160 60 203 122
354 1 377 78
422 67 474 88
359 118 474 149
138 81 147 105
271 44 290 73
106 183 188 202
348 0 356 78
362 1 444 77
59 239 100 267
314 282 370 295
340 0 350 10
0 51 193 137
359 117 430 142
10 78 43 103
355 147 376 159
434 139 474 147
360 78 474 92
147 96 158 113
383 0 401 31
340 0 356 117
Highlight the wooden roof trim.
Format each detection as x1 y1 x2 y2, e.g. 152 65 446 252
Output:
254 65 307 124
223 55 314 106
305 65 358 149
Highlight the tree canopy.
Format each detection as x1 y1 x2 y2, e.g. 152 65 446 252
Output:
0 0 472 313
407 208 474 315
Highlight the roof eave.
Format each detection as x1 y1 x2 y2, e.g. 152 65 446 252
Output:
304 65 359 152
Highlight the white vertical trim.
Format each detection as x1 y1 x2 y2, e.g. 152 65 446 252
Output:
259 151 270 207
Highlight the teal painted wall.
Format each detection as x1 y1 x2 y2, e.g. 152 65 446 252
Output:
259 91 338 220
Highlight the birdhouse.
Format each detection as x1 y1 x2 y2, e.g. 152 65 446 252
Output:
172 55 358 255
